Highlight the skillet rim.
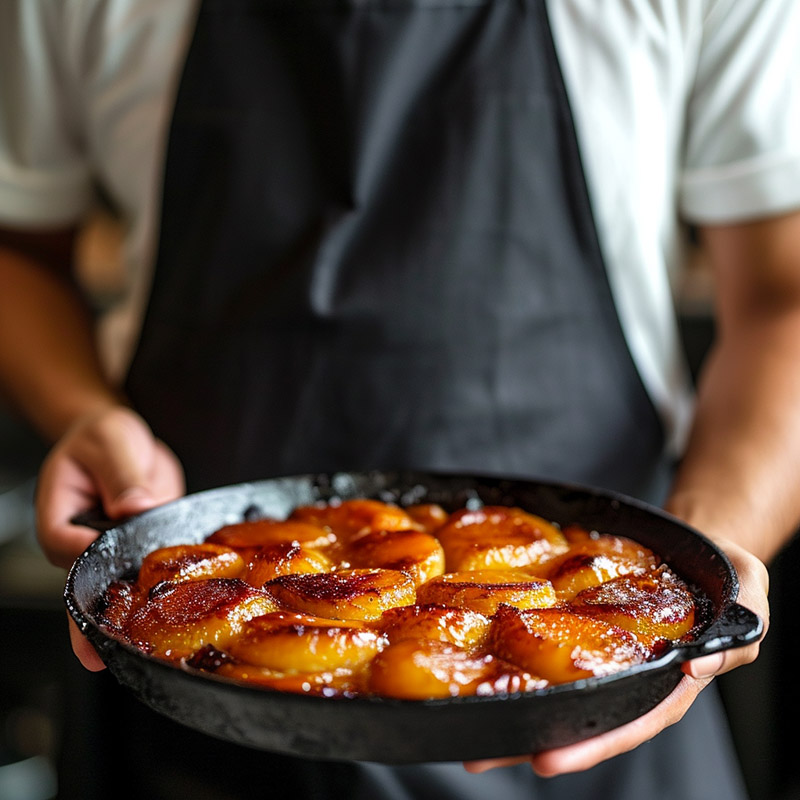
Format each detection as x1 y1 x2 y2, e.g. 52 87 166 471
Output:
63 469 763 760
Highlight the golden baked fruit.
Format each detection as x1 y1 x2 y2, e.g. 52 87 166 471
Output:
377 603 491 649
263 568 416 621
123 578 278 659
345 529 445 586
367 638 546 699
435 506 569 571
97 497 702 698
535 525 660 601
569 566 697 644
416 570 557 615
137 543 245 592
244 542 334 586
227 611 384 673
489 605 651 684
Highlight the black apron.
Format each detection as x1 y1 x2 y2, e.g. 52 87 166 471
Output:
127 0 668 498
115 1 747 798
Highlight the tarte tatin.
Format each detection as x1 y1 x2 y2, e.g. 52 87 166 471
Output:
96 499 700 699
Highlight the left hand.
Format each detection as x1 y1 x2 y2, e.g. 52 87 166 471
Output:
36 406 185 671
463 537 768 777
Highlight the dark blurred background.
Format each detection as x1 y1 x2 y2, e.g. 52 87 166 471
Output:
0 218 797 800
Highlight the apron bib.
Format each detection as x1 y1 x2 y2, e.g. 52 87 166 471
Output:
118 2 746 798
127 0 666 499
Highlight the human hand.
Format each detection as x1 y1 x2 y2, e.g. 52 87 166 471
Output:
36 405 185 670
463 537 768 777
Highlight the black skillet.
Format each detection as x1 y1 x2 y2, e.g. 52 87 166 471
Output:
64 470 762 764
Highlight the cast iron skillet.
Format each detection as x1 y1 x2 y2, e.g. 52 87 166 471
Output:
64 470 762 764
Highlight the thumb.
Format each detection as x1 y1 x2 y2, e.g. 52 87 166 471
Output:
73 407 184 519
36 406 184 569
68 614 106 672
104 485 160 520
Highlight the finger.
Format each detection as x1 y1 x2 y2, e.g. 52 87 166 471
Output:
464 676 706 776
36 410 185 568
68 615 106 672
682 640 762 681
36 452 104 568
103 438 185 518
683 652 726 680
528 674 709 777
680 539 769 681
144 439 185 504
682 623 763 681
463 756 529 774
67 408 172 515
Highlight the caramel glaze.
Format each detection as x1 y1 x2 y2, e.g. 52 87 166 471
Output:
95 579 141 634
245 542 334 586
123 578 277 659
532 530 660 602
416 570 557 615
289 498 419 538
264 568 416 621
377 603 491 649
435 506 569 572
137 543 245 592
97 498 702 699
227 611 385 673
490 605 652 684
207 519 337 564
346 529 445 586
368 638 547 699
570 566 696 643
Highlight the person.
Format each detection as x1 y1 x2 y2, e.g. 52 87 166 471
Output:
1 0 798 797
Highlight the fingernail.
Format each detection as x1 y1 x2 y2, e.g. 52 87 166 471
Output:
112 487 153 507
688 652 725 679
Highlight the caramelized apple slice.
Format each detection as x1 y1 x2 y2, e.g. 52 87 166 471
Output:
216 663 363 696
289 499 419 538
124 578 277 659
540 553 647 602
490 605 650 685
244 542 334 587
404 503 448 535
368 638 546 699
435 506 568 571
533 526 659 600
227 611 385 673
377 603 491 648
137 543 245 592
346 529 445 586
206 519 335 554
570 566 696 641
264 568 416 621
105 497 704 702
95 580 142 633
416 570 556 615
188 644 363 695
562 525 660 564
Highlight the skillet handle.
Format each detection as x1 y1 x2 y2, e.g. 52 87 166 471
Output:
679 603 764 661
70 506 128 533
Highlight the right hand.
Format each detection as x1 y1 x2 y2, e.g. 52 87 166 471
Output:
35 405 185 669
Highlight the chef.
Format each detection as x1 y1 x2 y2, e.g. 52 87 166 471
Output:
1 1 798 798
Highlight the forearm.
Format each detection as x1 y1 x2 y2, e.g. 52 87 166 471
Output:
0 245 122 441
667 291 800 564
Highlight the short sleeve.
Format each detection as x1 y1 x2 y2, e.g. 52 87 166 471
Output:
679 0 800 223
0 2 95 228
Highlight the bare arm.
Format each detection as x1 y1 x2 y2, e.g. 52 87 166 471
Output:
468 210 800 776
0 226 184 669
667 212 800 564
0 226 120 439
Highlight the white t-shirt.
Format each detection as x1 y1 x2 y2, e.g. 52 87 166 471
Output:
2 0 800 453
